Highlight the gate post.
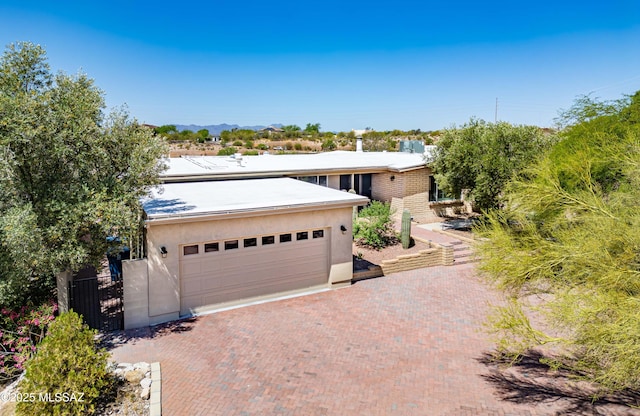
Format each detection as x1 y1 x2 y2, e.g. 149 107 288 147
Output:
56 270 72 313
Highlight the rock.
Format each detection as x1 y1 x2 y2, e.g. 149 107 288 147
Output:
124 369 145 384
140 378 152 389
140 387 150 400
117 362 132 369
134 362 151 373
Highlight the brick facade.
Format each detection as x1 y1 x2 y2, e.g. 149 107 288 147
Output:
372 168 438 223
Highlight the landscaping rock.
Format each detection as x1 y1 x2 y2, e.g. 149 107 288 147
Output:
124 369 145 384
140 377 152 389
140 387 150 400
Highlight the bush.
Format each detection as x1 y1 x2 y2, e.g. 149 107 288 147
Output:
16 311 114 416
217 146 238 156
256 143 269 150
242 150 259 155
294 142 303 151
0 302 57 382
353 201 399 249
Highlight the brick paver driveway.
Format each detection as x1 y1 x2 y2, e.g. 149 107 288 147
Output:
108 263 639 415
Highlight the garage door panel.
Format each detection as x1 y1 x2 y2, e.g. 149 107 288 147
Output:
179 231 329 315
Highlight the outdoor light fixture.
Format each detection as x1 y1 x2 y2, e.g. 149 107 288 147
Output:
340 225 347 234
160 246 168 258
390 175 395 181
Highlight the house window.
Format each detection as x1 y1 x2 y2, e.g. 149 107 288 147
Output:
244 238 257 248
224 240 239 250
280 233 292 243
262 235 275 245
183 245 199 255
313 230 324 239
318 176 328 187
340 174 351 191
296 231 308 241
204 242 219 252
429 176 453 202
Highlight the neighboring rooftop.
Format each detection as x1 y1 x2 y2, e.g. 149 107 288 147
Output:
162 148 435 181
143 178 369 221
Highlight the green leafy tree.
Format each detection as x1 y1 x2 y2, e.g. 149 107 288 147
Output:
154 124 177 136
432 119 555 211
0 42 167 308
196 128 210 143
283 124 301 132
476 91 640 392
304 122 321 134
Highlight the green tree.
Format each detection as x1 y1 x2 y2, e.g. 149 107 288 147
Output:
154 124 177 136
476 91 640 392
196 128 210 143
321 138 336 150
432 119 555 211
304 123 320 134
0 42 167 308
283 124 301 132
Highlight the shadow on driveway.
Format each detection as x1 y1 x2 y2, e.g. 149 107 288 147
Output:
478 349 640 415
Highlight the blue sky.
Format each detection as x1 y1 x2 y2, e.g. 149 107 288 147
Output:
2 1 640 132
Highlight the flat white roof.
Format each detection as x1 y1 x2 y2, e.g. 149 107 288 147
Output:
143 178 369 221
163 148 434 180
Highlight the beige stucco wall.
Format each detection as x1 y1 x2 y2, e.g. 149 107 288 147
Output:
141 206 355 324
122 259 151 329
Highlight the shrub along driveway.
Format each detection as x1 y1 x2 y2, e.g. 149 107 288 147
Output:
108 263 639 416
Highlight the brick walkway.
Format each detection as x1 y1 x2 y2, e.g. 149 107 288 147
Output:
108 263 640 416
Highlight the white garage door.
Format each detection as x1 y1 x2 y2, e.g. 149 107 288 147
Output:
179 229 329 315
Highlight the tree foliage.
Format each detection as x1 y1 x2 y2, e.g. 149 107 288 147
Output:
476 91 640 392
432 119 555 211
0 42 167 308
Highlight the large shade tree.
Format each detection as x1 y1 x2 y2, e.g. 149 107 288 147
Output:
0 42 167 308
432 119 555 211
476 91 640 392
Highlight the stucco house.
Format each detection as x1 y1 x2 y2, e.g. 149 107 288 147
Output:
161 146 460 222
58 145 462 330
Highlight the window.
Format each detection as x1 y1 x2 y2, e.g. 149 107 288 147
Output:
262 235 275 245
224 240 239 250
318 176 328 187
280 233 292 243
313 229 324 239
429 176 453 202
244 238 257 248
204 242 219 252
296 231 308 241
183 245 199 255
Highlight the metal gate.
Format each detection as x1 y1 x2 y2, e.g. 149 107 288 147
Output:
69 273 124 332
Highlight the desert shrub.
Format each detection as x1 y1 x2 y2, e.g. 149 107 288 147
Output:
217 146 238 156
242 150 259 155
232 140 243 147
321 139 336 150
353 201 399 249
294 143 303 151
244 139 254 149
0 302 57 382
16 311 114 416
256 143 269 150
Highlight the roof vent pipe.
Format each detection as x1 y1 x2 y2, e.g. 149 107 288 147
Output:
356 137 363 152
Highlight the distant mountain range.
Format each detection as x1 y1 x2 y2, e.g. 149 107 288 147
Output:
174 123 283 135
